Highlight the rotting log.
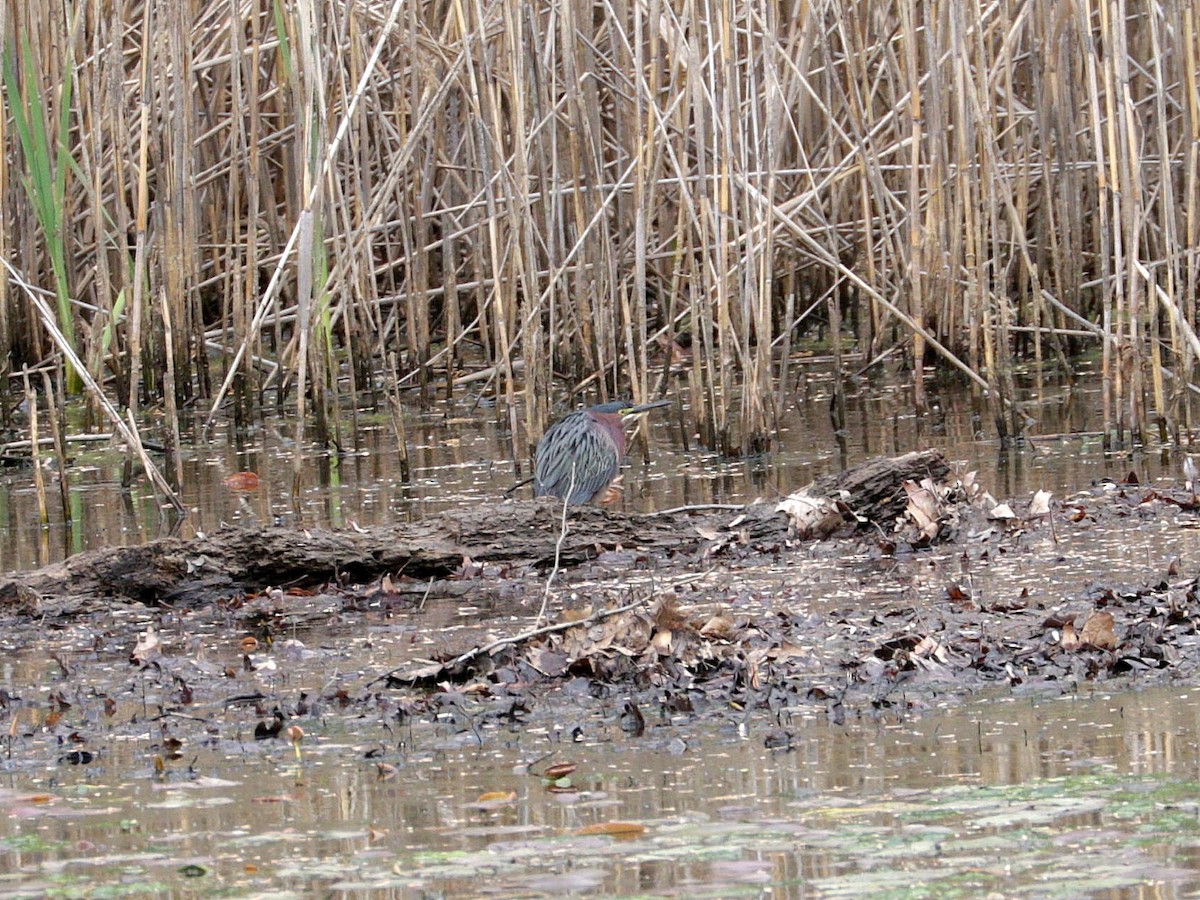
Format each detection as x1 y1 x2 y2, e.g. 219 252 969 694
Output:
0 449 948 613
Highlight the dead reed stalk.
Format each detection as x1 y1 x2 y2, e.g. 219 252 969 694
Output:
0 0 1197 469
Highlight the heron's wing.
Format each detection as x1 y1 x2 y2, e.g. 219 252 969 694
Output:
534 413 620 504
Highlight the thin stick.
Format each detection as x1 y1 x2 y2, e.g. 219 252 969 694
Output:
40 369 70 523
369 592 650 688
160 289 183 489
22 370 47 526
0 433 166 452
536 462 576 628
648 503 745 516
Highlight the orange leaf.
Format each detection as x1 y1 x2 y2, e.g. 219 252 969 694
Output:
476 791 517 804
577 822 646 837
223 471 261 491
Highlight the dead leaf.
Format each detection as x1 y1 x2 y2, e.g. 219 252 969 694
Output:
1079 611 1117 650
1029 489 1053 517
912 635 949 663
654 599 689 631
577 822 646 838
131 626 161 665
698 614 737 641
775 493 843 539
945 582 972 605
526 647 568 677
903 480 941 540
223 471 260 491
473 791 516 806
768 641 809 663
1060 621 1080 651
740 652 758 690
619 702 645 736
651 629 674 655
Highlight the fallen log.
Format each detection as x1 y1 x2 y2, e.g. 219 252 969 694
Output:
0 449 949 615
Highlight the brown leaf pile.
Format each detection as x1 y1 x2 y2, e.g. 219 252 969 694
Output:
543 599 743 682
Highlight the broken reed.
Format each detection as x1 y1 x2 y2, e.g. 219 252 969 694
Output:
0 0 1198 462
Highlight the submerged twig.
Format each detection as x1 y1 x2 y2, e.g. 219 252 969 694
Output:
0 433 167 453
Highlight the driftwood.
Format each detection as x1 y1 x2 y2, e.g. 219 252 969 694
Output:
0 449 948 614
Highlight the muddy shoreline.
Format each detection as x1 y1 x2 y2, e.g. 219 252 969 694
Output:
2 452 1198 767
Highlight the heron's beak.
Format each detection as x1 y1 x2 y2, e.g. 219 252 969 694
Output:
619 399 671 416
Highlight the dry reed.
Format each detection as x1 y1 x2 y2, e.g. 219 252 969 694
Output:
0 0 1197 467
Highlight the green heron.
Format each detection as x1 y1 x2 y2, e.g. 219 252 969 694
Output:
534 399 671 505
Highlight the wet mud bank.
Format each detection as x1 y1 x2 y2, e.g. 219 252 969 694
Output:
2 448 1199 761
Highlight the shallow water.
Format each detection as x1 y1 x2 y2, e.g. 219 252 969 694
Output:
3 363 1200 897
3 660 1200 898
0 362 1183 574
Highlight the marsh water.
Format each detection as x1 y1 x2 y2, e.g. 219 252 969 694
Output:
4 362 1200 897
0 360 1176 572
5 664 1200 898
